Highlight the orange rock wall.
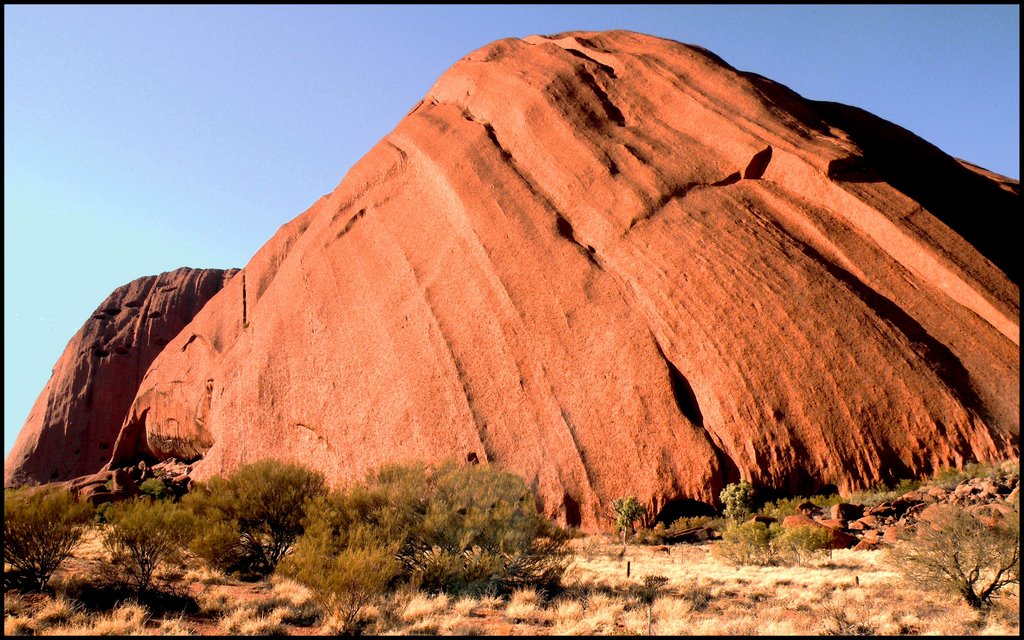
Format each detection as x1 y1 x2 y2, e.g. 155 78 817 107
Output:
15 32 1018 529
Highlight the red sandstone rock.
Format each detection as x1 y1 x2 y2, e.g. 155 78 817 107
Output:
852 539 881 552
831 503 864 522
4 268 237 486
796 501 823 517
8 31 1021 530
882 526 906 544
117 32 1019 528
856 515 881 529
818 518 846 530
782 514 856 549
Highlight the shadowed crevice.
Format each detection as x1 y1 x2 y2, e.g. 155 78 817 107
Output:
560 46 617 78
654 497 717 524
781 227 991 423
574 68 626 127
653 341 741 491
743 146 773 179
657 347 704 428
813 100 1019 284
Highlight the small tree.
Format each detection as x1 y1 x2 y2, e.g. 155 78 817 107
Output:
4 488 93 591
633 574 669 635
719 480 755 522
889 505 1019 609
104 499 195 593
611 496 647 552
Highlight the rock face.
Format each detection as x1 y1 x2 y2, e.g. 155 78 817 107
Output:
14 31 1019 529
4 268 238 486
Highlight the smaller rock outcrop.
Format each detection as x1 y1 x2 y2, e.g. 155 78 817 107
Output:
5 268 238 487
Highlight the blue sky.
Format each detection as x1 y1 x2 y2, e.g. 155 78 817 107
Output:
4 5 1019 457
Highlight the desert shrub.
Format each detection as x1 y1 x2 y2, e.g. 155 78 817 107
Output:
282 462 569 607
820 602 878 635
719 481 755 522
190 520 245 572
632 523 667 545
678 580 713 611
667 515 715 531
183 458 326 575
892 478 923 494
931 461 1007 490
758 495 804 519
139 478 169 500
280 516 398 635
773 524 831 565
758 490 843 519
103 499 195 593
4 488 93 591
888 504 1019 609
94 501 115 524
713 521 778 566
632 575 669 635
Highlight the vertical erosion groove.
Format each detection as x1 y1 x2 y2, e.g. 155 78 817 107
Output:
241 273 247 327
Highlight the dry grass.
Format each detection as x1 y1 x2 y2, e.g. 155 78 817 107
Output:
219 604 288 636
503 588 551 625
400 592 450 623
39 601 148 636
4 532 1018 635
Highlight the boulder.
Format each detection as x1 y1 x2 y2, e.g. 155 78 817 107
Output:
831 503 864 522
782 514 857 549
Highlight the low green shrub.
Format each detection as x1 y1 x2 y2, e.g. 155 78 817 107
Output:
281 462 569 604
103 498 194 593
773 525 831 564
183 459 326 575
138 478 169 500
4 488 93 591
713 521 778 566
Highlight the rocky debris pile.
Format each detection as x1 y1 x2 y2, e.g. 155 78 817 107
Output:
63 458 196 506
768 470 1020 550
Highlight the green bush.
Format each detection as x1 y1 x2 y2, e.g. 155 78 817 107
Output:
931 462 1007 491
4 488 93 591
759 493 841 519
632 522 667 545
138 478 169 500
720 481 755 522
189 520 244 571
888 504 1019 609
774 525 831 565
94 501 115 524
281 462 569 601
713 521 778 566
183 459 326 575
280 517 399 635
103 498 194 593
668 515 715 531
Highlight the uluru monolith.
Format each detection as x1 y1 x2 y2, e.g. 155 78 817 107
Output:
4 268 237 487
8 32 1018 529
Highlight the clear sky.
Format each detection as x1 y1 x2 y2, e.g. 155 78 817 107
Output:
4 5 1019 457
